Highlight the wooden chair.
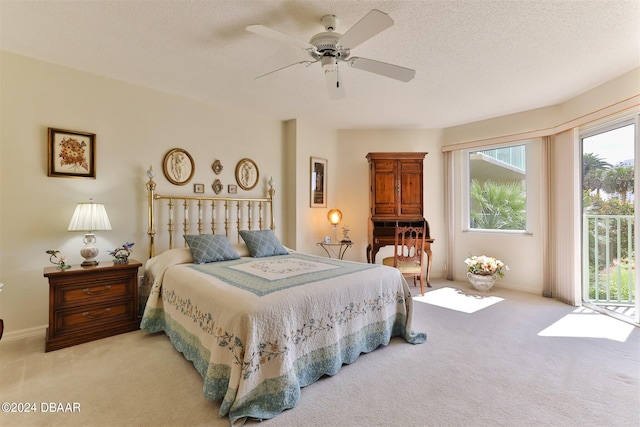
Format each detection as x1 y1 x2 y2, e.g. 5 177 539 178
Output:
382 222 429 295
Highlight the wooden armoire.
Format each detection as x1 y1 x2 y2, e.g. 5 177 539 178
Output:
366 152 432 269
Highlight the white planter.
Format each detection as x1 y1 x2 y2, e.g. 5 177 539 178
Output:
467 272 497 291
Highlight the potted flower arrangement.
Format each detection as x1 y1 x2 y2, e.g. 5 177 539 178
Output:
109 242 134 264
464 255 507 291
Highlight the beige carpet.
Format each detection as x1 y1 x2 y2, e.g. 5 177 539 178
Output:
1 280 638 427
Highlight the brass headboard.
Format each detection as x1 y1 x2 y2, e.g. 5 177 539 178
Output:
145 167 275 258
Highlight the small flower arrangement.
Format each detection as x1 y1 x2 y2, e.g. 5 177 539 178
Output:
46 250 71 270
109 242 134 264
464 255 507 278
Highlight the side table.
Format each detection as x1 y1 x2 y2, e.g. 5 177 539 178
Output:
317 240 353 260
43 260 142 352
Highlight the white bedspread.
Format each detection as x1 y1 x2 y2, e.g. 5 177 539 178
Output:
140 249 426 424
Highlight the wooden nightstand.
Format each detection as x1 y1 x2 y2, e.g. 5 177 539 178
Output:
43 260 142 352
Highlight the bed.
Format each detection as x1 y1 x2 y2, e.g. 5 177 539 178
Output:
139 171 426 425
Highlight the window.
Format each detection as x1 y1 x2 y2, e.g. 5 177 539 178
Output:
467 144 527 231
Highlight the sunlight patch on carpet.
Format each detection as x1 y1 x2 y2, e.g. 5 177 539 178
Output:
413 287 504 313
538 307 635 342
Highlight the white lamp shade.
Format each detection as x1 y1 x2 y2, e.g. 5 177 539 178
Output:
67 202 112 232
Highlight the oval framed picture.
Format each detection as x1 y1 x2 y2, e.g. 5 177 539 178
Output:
212 179 223 194
235 158 259 190
163 148 194 185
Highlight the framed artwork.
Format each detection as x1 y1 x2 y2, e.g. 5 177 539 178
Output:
163 148 194 185
212 159 223 174
47 127 96 178
228 184 237 194
212 179 223 194
193 183 205 193
235 158 259 190
310 157 327 208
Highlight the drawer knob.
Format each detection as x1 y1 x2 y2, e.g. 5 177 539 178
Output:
82 285 111 295
82 308 111 319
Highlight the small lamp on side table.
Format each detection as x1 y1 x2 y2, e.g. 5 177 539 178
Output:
327 208 342 243
68 199 112 266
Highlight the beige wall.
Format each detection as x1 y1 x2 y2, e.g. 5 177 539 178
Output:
450 141 545 293
0 52 291 336
284 119 339 256
443 67 639 294
442 67 640 148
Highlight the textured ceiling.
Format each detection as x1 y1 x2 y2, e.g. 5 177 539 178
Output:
1 0 639 129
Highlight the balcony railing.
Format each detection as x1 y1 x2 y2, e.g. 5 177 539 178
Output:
475 145 526 170
582 214 635 306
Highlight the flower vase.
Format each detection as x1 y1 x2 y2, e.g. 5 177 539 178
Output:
113 257 129 265
467 272 497 291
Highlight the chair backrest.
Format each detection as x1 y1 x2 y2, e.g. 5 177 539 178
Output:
393 222 427 266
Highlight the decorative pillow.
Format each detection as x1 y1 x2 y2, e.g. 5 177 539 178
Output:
183 234 240 264
239 230 288 258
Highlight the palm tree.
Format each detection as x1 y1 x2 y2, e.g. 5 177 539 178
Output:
603 165 635 202
584 168 605 195
469 179 526 230
582 152 611 191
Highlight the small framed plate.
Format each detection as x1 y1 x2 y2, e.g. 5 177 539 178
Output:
212 179 223 194
163 148 194 185
212 160 223 175
235 158 259 190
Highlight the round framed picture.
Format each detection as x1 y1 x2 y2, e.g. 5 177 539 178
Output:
163 148 194 185
235 158 259 190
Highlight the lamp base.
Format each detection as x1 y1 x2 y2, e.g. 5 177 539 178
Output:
80 233 100 267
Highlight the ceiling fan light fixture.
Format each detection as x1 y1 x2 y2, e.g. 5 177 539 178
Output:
321 56 337 71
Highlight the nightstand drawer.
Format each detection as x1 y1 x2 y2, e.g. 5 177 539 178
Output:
54 300 135 334
44 260 142 352
56 281 131 308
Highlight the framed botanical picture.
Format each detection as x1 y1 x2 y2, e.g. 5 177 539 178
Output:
235 158 259 190
193 183 205 193
163 148 195 185
47 128 96 178
310 157 327 208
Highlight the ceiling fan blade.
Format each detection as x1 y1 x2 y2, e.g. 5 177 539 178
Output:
246 24 315 51
325 69 345 99
338 9 393 50
255 60 317 79
349 57 416 82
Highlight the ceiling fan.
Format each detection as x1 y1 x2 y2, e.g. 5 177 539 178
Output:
246 9 416 99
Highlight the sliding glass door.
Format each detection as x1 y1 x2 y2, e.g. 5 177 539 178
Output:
581 118 638 323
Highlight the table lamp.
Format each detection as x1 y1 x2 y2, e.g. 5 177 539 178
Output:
327 208 342 243
68 199 112 266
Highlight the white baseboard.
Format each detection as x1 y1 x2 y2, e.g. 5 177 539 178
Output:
1 325 47 342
